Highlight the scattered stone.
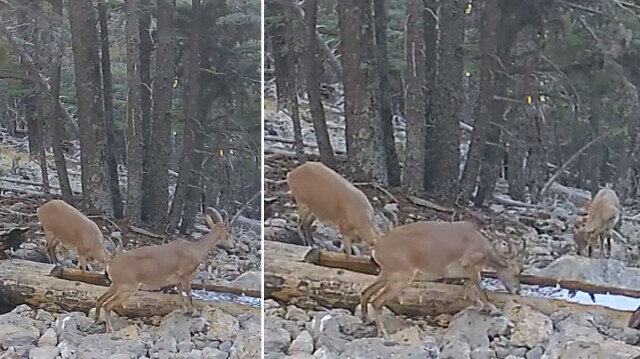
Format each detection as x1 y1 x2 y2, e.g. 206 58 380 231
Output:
288 330 314 355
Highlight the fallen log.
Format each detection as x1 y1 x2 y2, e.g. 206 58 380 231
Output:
49 265 262 298
0 259 259 318
265 241 632 327
300 243 640 299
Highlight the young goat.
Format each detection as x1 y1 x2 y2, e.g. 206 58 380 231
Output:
95 207 232 334
36 199 109 273
360 221 521 338
574 188 620 258
287 161 378 257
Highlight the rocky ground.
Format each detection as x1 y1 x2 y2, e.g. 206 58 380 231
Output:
264 87 640 357
0 304 260 359
0 129 262 359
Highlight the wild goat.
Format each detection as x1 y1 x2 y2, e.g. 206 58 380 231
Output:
360 221 521 338
574 188 620 258
287 161 378 257
94 207 232 334
36 199 110 273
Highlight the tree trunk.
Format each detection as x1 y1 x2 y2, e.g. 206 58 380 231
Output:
145 0 176 226
403 0 426 193
424 0 465 202
68 0 114 216
98 0 124 218
338 0 386 183
140 0 154 219
124 0 144 223
267 2 288 108
0 259 257 319
422 0 438 190
168 0 201 230
373 0 400 187
460 0 499 202
49 0 73 204
284 7 306 163
304 0 336 168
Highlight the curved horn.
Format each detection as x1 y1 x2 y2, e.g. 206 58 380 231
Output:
205 207 224 227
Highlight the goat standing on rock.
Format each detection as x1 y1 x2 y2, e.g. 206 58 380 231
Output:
360 221 522 339
94 207 233 334
574 187 620 258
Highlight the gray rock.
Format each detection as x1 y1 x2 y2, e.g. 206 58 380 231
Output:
29 347 59 359
202 347 229 359
177 340 195 353
219 340 233 353
0 324 40 349
341 338 432 358
75 334 146 359
37 329 57 348
288 330 313 355
444 308 510 350
441 339 471 359
525 346 543 359
229 332 260 359
312 347 338 359
205 308 239 342
156 310 195 342
230 271 261 290
151 336 177 354
471 347 496 359
264 317 291 354
285 306 310 323
57 341 76 359
503 302 552 348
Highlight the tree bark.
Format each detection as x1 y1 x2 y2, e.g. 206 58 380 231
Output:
68 0 114 215
124 0 144 223
140 0 154 219
424 0 465 202
267 2 288 108
338 0 386 183
49 0 73 205
145 0 176 226
304 0 336 168
168 0 201 230
403 0 426 193
422 0 437 190
264 241 632 327
284 7 306 163
373 0 400 186
460 0 499 202
98 0 124 218
0 259 258 319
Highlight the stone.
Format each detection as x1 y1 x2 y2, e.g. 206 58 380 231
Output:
444 308 510 349
471 347 496 359
115 325 140 340
177 340 195 353
75 334 147 359
390 327 421 347
151 336 177 354
202 347 229 359
440 339 471 359
230 271 261 290
285 306 310 323
504 302 552 348
264 318 291 354
525 346 543 359
0 323 40 349
341 338 433 358
205 308 239 342
29 347 59 359
313 347 338 359
288 330 313 355
219 340 233 353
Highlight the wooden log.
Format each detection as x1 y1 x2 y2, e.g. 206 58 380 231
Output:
49 265 262 298
265 241 632 327
300 243 640 299
0 259 258 317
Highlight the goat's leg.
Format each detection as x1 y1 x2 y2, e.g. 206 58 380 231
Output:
360 275 387 321
95 286 117 322
78 256 87 275
103 288 134 335
298 206 316 247
370 274 411 340
44 233 58 264
180 277 198 316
